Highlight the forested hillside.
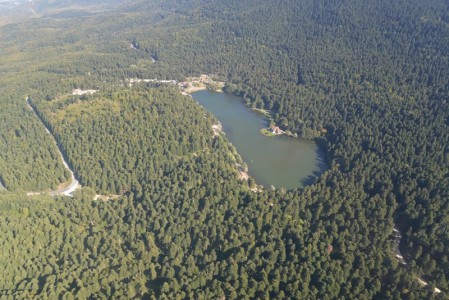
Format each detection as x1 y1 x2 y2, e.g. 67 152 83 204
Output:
0 88 69 191
0 0 448 298
31 85 214 195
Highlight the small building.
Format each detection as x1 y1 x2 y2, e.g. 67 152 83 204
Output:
271 125 284 135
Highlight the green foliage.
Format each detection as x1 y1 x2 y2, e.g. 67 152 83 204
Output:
0 91 68 191
33 85 214 195
0 0 448 298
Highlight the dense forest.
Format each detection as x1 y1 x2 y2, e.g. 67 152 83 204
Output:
0 0 448 298
0 89 69 191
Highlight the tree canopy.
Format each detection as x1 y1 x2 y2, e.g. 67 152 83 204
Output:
0 0 448 298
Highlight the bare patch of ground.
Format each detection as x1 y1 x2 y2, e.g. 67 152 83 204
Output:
94 194 121 201
72 89 98 95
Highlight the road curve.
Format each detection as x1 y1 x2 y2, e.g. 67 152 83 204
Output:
27 97 81 197
393 228 407 265
393 226 442 294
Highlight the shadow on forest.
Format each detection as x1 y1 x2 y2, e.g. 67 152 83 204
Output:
299 145 328 187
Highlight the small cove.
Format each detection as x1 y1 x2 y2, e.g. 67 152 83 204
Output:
192 90 327 189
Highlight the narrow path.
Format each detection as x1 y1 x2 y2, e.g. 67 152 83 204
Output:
393 228 407 265
27 97 81 197
393 226 442 294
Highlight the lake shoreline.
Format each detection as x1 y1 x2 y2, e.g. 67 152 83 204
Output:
179 74 225 95
191 90 327 190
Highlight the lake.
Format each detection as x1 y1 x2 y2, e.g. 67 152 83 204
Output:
192 90 327 189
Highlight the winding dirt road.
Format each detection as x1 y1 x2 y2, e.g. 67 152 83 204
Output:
393 226 442 294
27 97 81 197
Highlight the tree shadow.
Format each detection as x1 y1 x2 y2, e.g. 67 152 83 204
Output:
300 144 328 187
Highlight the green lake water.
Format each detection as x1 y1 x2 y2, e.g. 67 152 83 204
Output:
192 90 327 190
